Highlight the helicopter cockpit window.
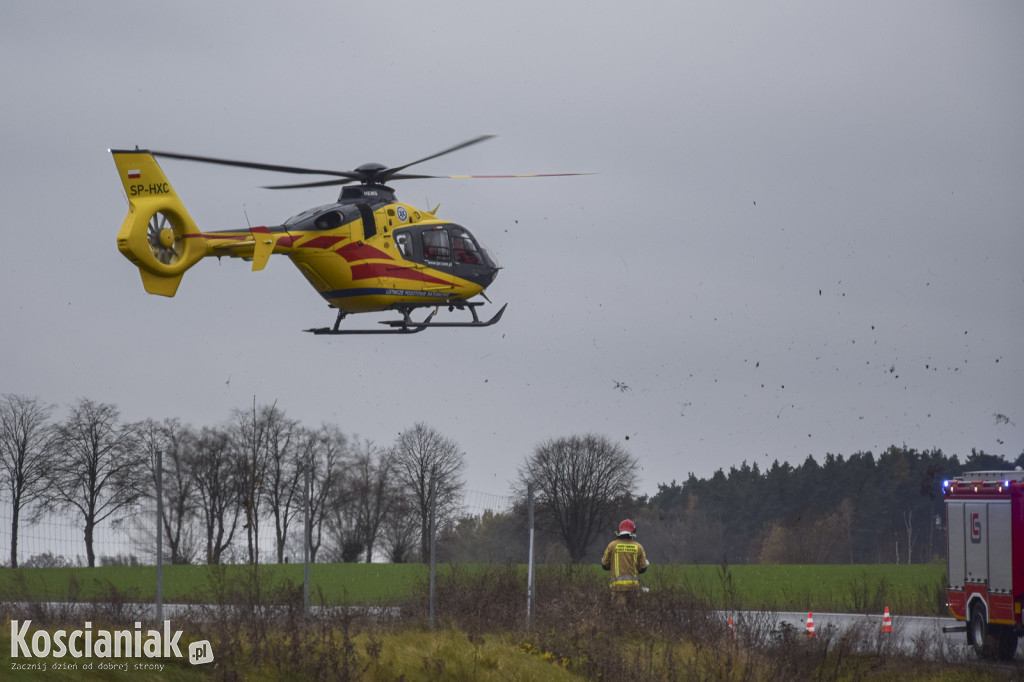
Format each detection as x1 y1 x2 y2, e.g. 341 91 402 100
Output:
452 228 483 265
284 204 338 228
313 211 344 230
422 229 451 261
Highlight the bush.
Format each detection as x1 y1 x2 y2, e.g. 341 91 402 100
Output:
22 552 71 568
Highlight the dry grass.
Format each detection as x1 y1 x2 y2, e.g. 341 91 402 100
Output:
0 563 1009 681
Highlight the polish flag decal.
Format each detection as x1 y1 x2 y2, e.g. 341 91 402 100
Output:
128 170 141 179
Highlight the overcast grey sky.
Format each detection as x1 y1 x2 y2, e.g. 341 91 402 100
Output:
2 1 1021 497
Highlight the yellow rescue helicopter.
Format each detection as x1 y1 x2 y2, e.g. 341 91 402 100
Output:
111 136 582 334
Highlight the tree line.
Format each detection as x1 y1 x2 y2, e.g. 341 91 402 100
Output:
441 444 1024 567
0 395 468 568
636 446 1024 565
2 393 1020 567
453 445 1024 567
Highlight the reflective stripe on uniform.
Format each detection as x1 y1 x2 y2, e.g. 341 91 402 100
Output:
602 538 647 591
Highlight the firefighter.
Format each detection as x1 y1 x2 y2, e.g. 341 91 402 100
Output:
601 519 648 605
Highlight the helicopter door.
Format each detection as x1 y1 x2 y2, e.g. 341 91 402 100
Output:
417 227 455 290
421 228 451 263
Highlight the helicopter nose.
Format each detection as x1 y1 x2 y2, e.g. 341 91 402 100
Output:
467 264 499 289
458 261 499 290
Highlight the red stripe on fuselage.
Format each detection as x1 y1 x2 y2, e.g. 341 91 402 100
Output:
301 235 347 249
337 241 392 262
350 263 451 286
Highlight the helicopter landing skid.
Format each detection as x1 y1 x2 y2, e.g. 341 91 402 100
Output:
305 302 507 336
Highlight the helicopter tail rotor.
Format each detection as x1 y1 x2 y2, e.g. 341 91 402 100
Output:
110 149 208 296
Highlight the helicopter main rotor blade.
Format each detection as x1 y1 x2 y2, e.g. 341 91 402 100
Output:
384 135 496 177
444 172 596 179
263 178 356 190
264 171 596 189
151 150 361 180
151 139 592 189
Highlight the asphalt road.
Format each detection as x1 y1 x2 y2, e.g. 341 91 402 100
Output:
747 610 976 660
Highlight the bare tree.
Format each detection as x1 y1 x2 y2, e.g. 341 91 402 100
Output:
139 418 198 564
300 424 347 562
230 401 282 564
260 410 301 563
189 425 240 564
389 423 466 562
348 439 394 563
47 398 147 567
519 433 638 562
902 510 917 565
325 486 363 562
325 438 394 563
0 394 55 568
381 495 417 564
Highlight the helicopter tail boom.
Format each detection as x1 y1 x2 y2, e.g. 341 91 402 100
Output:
110 149 208 297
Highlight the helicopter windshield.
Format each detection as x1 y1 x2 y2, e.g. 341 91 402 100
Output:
395 224 497 269
451 228 483 265
464 228 498 269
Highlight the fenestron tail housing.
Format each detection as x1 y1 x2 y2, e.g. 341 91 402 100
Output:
110 149 207 296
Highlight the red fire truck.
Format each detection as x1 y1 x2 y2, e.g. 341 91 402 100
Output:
944 470 1024 660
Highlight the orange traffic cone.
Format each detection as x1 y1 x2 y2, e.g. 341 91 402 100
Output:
881 606 893 633
806 612 816 638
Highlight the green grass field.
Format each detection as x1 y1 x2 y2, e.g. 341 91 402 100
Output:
654 562 947 614
0 562 425 606
0 561 948 615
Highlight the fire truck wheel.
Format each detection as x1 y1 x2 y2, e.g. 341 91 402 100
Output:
968 603 996 659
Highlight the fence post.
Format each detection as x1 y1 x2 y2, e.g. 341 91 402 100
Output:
303 455 310 617
429 475 437 630
155 448 163 625
527 483 535 627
